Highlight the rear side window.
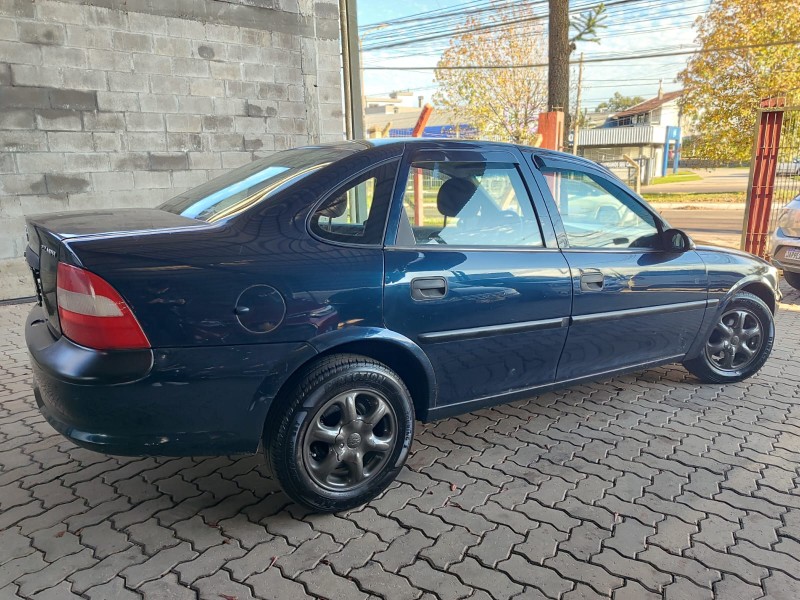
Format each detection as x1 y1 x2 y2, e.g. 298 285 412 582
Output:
309 160 399 245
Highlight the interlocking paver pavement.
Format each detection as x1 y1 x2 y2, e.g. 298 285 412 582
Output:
1 282 799 599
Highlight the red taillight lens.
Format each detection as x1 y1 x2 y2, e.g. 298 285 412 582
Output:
57 262 150 350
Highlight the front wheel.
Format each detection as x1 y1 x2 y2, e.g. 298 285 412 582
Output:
783 269 800 291
683 291 774 384
267 354 415 513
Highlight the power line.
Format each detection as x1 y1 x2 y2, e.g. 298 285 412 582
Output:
361 0 680 36
361 0 547 30
363 6 706 55
364 22 701 59
361 39 800 70
361 20 702 61
361 2 705 53
361 0 679 52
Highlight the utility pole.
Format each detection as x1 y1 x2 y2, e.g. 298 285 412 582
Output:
339 0 364 139
572 52 584 155
548 0 570 146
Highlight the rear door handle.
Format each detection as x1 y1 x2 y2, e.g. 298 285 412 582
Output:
580 270 605 291
411 276 447 301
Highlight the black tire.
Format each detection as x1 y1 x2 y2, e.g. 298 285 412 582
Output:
683 291 774 384
266 353 415 513
783 270 800 290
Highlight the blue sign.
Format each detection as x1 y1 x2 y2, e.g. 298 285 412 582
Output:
663 126 681 175
389 124 476 138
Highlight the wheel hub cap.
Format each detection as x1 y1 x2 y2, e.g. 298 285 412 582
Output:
302 390 397 492
705 308 764 372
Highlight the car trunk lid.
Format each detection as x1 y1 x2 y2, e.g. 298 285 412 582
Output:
25 208 206 333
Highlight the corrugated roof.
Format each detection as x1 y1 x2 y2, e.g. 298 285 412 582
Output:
579 125 666 146
611 90 682 119
365 109 460 130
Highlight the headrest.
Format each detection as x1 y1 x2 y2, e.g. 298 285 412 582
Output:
437 178 478 218
319 194 348 218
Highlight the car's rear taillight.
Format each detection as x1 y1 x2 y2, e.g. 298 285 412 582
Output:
56 262 150 350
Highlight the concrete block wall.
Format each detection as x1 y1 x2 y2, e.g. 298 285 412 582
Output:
0 0 344 300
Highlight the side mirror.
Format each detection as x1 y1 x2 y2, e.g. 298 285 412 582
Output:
662 228 693 252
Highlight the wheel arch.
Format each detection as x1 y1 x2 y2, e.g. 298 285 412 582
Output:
262 328 436 442
738 280 776 314
721 272 777 315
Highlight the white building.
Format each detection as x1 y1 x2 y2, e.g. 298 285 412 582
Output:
578 89 685 184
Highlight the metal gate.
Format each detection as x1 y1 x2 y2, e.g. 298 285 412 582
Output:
742 98 800 258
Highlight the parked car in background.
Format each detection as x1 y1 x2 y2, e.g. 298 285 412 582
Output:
777 158 800 177
770 193 800 290
25 139 779 512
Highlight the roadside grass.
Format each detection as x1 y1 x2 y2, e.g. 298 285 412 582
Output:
643 191 746 204
648 170 702 185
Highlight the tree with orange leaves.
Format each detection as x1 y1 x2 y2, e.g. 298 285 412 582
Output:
679 0 800 160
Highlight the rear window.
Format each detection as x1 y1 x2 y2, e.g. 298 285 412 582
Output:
159 147 348 222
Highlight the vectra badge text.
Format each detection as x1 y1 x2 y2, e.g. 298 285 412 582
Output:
40 244 56 258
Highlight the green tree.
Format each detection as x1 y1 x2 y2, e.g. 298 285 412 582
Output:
678 0 800 161
595 92 646 113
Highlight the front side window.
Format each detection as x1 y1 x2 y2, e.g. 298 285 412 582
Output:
542 168 661 249
398 162 543 247
309 160 399 245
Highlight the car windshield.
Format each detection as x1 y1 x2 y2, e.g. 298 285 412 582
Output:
159 146 348 223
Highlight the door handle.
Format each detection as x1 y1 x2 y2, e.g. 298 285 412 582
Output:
411 276 447 301
580 271 605 291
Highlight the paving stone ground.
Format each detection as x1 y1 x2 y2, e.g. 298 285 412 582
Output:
1 284 800 599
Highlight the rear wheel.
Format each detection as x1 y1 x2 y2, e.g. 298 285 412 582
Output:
683 291 774 383
783 270 800 290
267 354 415 513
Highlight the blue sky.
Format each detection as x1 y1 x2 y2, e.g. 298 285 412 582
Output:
357 0 710 110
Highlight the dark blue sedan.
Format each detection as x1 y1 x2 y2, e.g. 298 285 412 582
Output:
25 139 779 512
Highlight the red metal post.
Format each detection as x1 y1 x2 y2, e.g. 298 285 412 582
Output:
412 104 434 225
413 169 425 226
744 97 786 257
538 110 564 151
411 104 434 137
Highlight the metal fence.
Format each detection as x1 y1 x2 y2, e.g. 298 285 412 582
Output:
385 129 511 143
594 158 650 187
768 108 800 245
743 101 800 257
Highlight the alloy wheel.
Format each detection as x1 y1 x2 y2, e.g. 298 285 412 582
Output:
302 389 397 492
705 308 764 372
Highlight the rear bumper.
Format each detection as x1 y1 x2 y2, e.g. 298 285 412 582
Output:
772 258 800 274
26 305 316 456
770 230 800 274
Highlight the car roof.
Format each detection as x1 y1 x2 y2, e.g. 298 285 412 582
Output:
308 138 603 172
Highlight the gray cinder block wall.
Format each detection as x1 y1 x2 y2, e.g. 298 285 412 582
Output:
0 0 344 300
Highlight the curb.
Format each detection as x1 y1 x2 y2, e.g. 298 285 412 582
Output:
650 203 747 210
